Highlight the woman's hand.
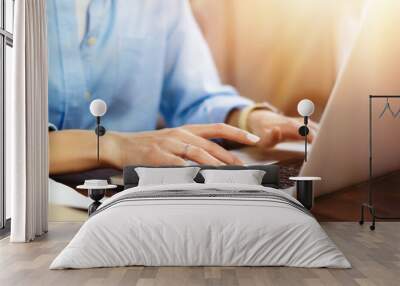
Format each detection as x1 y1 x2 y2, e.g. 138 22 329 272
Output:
104 123 260 169
225 108 319 152
246 110 318 151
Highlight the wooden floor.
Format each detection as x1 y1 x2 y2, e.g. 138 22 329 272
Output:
1 222 400 286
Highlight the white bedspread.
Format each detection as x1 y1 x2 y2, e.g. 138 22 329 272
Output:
50 183 350 269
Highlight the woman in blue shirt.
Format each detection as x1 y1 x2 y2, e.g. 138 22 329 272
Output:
48 0 315 174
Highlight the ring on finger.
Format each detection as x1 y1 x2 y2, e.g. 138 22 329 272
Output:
182 144 191 158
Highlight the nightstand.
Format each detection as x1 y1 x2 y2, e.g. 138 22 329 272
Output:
77 180 117 216
289 176 321 210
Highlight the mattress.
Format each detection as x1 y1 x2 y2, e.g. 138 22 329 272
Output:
50 183 350 269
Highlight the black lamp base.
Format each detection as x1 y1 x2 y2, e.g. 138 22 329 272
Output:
95 125 106 136
298 125 309 136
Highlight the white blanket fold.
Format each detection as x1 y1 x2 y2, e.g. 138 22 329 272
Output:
50 183 350 269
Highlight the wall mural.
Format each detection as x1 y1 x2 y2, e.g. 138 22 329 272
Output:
47 0 364 221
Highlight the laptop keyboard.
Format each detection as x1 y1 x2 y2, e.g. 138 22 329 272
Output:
276 158 304 189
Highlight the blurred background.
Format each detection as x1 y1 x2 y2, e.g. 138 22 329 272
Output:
190 0 366 119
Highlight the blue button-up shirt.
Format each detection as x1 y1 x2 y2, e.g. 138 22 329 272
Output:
47 0 252 132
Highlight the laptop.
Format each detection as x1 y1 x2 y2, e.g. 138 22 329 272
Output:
300 0 400 197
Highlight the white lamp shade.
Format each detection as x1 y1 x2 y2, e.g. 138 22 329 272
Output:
297 99 315 117
90 99 107 117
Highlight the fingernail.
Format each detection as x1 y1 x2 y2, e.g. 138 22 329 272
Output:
246 133 260 143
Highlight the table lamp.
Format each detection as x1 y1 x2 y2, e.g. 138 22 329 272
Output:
90 99 107 161
297 99 315 162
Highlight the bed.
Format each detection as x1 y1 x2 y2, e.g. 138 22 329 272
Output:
50 165 350 269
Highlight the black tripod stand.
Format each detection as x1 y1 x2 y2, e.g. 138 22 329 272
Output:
359 95 400 230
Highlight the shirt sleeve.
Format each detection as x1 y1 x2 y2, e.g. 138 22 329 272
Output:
160 0 253 128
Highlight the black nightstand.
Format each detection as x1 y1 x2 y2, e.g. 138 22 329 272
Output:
289 176 321 210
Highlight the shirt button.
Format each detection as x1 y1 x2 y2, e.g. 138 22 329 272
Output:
84 91 92 101
87 37 97 46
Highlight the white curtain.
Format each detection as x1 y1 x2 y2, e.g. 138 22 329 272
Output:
8 0 48 242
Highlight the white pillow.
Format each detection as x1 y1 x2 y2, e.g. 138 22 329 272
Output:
135 167 200 186
200 169 266 185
